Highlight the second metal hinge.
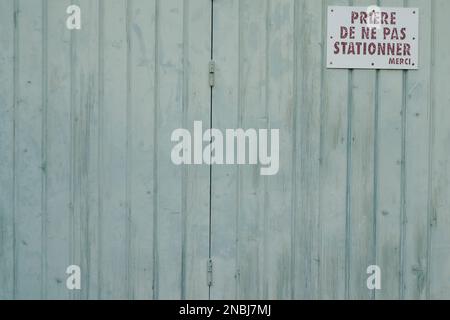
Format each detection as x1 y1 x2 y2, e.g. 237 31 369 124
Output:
209 61 215 87
207 258 213 287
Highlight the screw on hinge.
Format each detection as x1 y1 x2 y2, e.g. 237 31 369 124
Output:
207 259 213 287
209 61 215 87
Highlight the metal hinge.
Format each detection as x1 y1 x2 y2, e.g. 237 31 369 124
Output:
207 258 213 287
209 61 215 87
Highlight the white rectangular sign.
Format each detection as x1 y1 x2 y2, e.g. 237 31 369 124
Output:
327 6 419 70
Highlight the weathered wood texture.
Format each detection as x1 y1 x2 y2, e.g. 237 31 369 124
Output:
0 0 211 300
211 0 450 300
0 0 449 300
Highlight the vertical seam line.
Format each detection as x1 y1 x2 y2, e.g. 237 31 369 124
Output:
208 0 214 300
12 0 19 299
262 0 270 300
69 0 76 300
235 0 242 300
152 0 160 300
41 0 48 300
426 0 435 300
399 0 409 295
125 0 133 300
290 0 298 300
318 0 327 299
180 0 189 300
345 0 355 301
97 0 105 300
373 69 379 301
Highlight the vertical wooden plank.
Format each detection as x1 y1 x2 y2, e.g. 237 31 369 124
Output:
14 0 44 299
265 0 295 299
45 0 71 299
70 0 82 300
375 0 404 301
211 0 240 300
429 0 450 300
292 0 322 299
403 0 432 300
348 0 377 301
319 0 350 300
74 0 101 299
183 0 211 299
0 0 15 300
100 0 128 299
234 0 268 299
96 0 105 300
156 0 184 299
128 0 156 300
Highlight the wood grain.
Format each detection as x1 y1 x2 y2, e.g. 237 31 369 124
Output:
0 0 449 300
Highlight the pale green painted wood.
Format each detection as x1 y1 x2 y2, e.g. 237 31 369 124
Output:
264 0 295 299
73 0 102 299
211 0 450 300
45 0 71 300
232 0 268 299
346 0 377 300
0 0 15 300
155 0 210 299
1 0 450 300
213 0 297 299
0 0 211 300
430 0 450 300
181 0 211 300
210 0 240 299
127 0 156 300
319 0 350 300
14 0 45 299
403 0 432 300
100 0 129 299
375 0 404 300
293 0 323 299
156 0 185 298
